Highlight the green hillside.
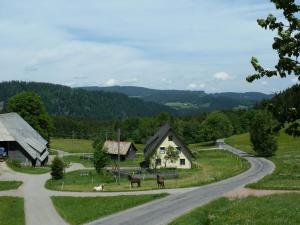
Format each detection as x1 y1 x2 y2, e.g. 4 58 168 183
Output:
81 86 272 114
0 81 174 120
226 129 300 190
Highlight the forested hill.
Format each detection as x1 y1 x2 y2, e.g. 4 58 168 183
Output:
80 86 273 113
0 81 174 120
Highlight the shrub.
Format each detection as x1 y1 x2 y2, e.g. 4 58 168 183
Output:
51 157 64 180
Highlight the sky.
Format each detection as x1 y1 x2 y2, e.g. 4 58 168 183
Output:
0 0 299 93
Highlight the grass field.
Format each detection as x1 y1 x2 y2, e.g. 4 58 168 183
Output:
0 197 25 225
51 138 94 153
52 194 167 225
46 150 249 192
6 161 51 174
169 193 300 225
0 181 22 191
188 141 218 151
226 130 300 190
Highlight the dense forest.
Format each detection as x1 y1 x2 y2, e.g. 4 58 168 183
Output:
0 81 174 120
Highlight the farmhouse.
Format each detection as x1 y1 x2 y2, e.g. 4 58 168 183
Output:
0 113 49 166
144 124 193 169
103 140 137 161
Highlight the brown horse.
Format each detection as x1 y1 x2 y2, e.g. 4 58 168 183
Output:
156 175 165 189
128 175 141 188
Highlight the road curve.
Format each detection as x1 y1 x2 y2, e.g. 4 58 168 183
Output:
85 144 275 225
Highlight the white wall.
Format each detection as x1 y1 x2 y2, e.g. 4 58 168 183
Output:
149 133 192 169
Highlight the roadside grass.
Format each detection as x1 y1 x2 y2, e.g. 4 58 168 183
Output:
0 197 25 225
46 150 249 192
188 141 218 151
226 130 300 190
51 138 94 153
169 193 300 225
51 194 168 225
0 181 22 191
6 161 51 174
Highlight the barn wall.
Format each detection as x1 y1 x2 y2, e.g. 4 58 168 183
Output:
0 141 32 166
125 146 136 160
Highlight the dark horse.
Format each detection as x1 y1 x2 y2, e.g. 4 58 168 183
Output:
128 175 141 188
156 175 165 189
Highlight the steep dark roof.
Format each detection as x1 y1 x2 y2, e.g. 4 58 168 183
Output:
0 113 48 162
144 124 191 159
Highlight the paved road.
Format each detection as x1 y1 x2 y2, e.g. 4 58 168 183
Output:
0 143 274 225
86 144 275 225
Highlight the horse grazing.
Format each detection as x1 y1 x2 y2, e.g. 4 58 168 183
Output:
128 175 141 188
93 184 104 192
156 175 165 189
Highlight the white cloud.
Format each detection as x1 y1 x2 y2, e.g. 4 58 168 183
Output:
104 79 117 86
213 72 233 81
188 83 205 90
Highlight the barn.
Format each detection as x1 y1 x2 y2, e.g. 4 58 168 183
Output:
0 113 49 166
103 140 137 161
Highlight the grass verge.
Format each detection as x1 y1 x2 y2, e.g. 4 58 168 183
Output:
52 194 168 225
46 150 250 192
0 197 25 225
226 130 300 190
0 181 22 191
6 161 51 174
169 193 300 225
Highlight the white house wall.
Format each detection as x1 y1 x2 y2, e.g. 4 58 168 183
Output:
149 134 192 169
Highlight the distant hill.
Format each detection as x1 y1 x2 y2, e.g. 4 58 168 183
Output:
80 86 273 113
0 81 174 120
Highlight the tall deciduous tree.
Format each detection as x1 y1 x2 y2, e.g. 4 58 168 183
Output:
247 0 300 136
7 92 52 142
200 111 233 141
93 138 110 174
250 110 278 157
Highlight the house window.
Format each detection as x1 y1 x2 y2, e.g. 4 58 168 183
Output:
156 158 161 166
160 147 166 154
180 159 185 165
168 135 173 141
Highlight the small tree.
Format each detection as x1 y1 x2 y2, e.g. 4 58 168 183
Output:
51 157 64 180
164 146 180 168
93 138 110 174
250 110 278 157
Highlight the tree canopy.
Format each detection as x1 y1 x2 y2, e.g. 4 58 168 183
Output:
250 110 278 157
7 92 52 142
247 0 300 82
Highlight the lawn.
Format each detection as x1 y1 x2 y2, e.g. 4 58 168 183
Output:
226 130 300 190
51 138 94 153
46 150 250 192
6 161 51 174
0 181 22 191
0 197 25 225
63 153 144 168
169 193 300 225
52 194 168 225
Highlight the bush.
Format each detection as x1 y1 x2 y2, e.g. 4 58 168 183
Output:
250 110 278 157
51 157 64 180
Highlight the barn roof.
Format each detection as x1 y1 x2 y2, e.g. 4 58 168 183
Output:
103 140 136 156
0 113 48 162
143 124 192 159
